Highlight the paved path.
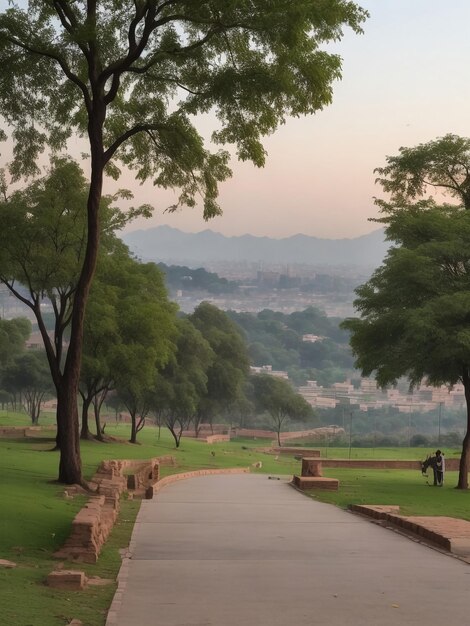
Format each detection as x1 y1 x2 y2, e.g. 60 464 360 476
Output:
108 474 470 625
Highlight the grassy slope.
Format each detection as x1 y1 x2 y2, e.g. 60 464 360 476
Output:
0 411 468 625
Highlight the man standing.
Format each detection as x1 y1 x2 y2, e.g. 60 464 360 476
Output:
435 450 445 486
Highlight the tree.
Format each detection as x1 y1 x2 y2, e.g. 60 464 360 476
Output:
251 374 315 446
79 243 124 440
189 302 250 431
0 317 31 366
374 134 470 210
111 260 177 443
0 159 145 481
0 1 367 482
152 318 214 448
344 137 470 489
3 351 53 424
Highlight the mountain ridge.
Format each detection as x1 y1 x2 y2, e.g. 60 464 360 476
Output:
121 225 388 268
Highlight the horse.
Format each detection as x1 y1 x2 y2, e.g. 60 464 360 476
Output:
421 453 444 486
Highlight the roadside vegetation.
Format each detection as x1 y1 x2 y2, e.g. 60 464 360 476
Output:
0 412 468 625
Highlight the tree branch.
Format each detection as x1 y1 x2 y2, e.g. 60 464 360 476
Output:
5 35 91 112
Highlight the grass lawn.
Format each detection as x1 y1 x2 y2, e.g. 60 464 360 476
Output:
315 467 470 519
0 411 468 625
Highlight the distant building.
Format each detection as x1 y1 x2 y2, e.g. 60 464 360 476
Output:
297 377 464 415
250 365 289 379
302 334 324 343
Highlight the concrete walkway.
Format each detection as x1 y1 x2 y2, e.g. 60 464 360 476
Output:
107 474 470 626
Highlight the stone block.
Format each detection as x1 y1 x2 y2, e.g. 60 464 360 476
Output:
47 570 87 590
301 458 323 477
293 475 339 490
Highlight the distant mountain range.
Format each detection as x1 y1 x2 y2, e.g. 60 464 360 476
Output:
122 226 389 268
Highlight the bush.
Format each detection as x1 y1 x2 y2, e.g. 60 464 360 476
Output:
410 434 429 447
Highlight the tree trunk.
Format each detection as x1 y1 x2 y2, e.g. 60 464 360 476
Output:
457 371 470 489
130 411 138 443
80 395 93 440
56 382 82 484
55 130 104 482
93 400 103 442
167 422 181 448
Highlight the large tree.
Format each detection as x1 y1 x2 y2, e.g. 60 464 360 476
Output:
344 135 470 489
0 1 367 482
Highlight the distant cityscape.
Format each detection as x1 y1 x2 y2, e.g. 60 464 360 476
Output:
249 363 464 415
298 378 465 414
170 262 366 317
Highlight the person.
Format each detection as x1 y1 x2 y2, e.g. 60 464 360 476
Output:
434 449 445 486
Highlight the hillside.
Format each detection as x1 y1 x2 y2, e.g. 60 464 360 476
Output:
122 226 388 268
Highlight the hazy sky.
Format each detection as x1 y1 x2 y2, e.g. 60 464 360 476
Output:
118 0 470 240
4 1 470 240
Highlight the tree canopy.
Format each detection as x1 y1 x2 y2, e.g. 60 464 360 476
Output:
1 1 368 210
374 134 470 209
152 317 214 448
251 373 315 446
110 256 177 443
189 302 250 427
344 135 470 489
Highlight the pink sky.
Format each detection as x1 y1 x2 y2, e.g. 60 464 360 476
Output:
3 1 470 240
118 0 470 239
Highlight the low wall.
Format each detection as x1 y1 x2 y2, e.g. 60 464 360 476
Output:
150 467 250 496
55 494 120 564
320 458 460 471
349 504 470 556
55 455 176 563
271 447 321 457
0 426 42 438
205 434 230 444
233 429 275 439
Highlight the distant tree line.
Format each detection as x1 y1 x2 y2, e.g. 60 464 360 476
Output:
228 307 355 386
158 263 239 295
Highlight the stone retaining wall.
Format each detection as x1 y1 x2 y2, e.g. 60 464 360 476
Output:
54 458 248 563
349 504 470 557
54 455 176 563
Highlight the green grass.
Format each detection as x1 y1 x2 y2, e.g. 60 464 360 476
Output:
0 414 468 625
314 468 470 519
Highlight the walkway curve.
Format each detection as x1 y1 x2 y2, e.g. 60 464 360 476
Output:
107 474 470 626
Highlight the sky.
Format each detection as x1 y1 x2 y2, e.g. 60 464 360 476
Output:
5 0 470 240
119 0 470 239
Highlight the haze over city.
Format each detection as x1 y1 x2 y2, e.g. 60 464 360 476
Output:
110 0 470 240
